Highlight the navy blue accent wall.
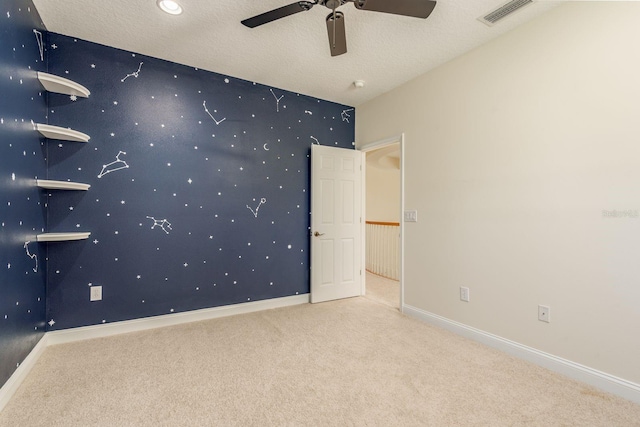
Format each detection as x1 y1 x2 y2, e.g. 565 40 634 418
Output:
0 0 48 386
45 33 355 330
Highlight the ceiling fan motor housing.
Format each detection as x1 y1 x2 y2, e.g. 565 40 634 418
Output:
322 0 346 10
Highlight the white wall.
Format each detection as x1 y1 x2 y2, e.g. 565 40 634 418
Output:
366 164 400 223
356 2 640 384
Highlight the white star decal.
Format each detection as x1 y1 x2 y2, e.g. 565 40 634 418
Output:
48 319 55 327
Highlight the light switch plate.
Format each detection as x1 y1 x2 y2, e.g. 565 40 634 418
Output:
404 210 418 222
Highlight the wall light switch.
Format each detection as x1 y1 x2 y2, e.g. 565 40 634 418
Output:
90 285 102 302
404 210 418 222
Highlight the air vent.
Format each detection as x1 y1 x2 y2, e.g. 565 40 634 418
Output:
479 0 533 26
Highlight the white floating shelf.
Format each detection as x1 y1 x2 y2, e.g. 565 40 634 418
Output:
36 72 90 98
36 179 90 191
36 123 90 143
36 232 91 242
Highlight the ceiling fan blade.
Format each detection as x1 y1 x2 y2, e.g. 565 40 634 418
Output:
242 1 316 28
354 0 436 19
326 11 347 57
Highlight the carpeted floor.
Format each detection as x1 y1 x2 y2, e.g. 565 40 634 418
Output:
364 271 399 309
1 285 639 426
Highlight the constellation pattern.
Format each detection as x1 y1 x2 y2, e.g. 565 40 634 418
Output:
24 241 37 273
203 101 226 125
33 29 43 61
98 151 129 178
270 89 284 112
246 198 267 218
40 31 356 331
146 216 172 234
121 62 144 82
341 108 354 123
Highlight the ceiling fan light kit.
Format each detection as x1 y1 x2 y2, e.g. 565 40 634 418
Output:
242 0 437 57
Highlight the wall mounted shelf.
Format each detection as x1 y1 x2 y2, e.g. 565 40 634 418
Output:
35 124 90 142
36 232 91 242
36 72 90 98
36 179 90 191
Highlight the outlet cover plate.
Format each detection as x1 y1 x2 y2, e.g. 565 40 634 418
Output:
538 305 550 322
90 285 102 302
460 286 470 302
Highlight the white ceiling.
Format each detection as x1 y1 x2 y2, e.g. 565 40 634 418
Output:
367 144 400 170
32 0 560 107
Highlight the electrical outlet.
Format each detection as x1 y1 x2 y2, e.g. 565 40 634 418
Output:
90 286 102 302
460 286 470 302
538 305 550 323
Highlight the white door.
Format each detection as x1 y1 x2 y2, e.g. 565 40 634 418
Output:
310 144 363 303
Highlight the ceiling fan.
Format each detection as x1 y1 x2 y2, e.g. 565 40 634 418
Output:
241 0 437 57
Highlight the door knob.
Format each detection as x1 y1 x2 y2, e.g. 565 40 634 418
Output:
314 231 325 237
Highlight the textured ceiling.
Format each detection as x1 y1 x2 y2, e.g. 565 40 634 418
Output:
32 0 560 107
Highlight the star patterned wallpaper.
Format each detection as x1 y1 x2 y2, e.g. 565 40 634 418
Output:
44 34 355 330
0 0 355 388
0 0 48 387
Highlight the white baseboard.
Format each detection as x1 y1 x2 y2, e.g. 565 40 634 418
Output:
403 304 640 405
0 334 49 413
47 294 310 345
0 294 309 412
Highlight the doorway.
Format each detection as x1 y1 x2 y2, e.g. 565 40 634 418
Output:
360 135 404 311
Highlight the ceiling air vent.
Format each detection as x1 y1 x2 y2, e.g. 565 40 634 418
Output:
479 0 533 27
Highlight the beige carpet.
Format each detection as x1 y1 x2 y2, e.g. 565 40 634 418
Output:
364 271 399 308
1 296 639 426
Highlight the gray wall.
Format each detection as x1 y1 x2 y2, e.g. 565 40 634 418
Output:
357 2 640 384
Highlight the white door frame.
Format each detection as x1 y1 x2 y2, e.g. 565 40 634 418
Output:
359 133 405 312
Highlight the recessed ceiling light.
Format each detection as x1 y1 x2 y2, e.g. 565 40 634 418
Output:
157 0 183 15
